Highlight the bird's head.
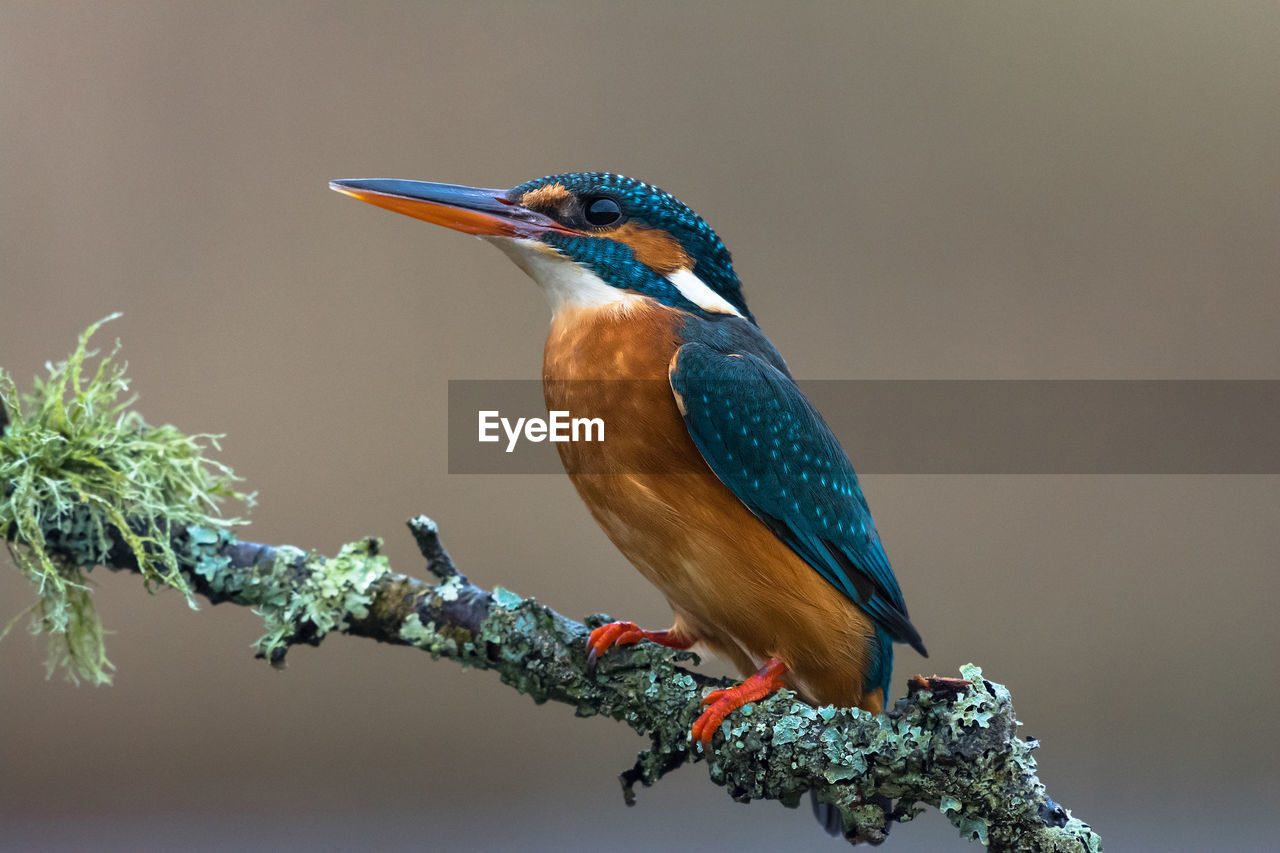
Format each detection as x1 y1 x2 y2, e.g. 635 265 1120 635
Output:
330 172 753 323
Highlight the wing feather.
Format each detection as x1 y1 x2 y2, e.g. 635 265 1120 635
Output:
669 342 926 656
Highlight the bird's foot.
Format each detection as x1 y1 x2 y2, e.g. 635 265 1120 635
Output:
585 621 692 674
691 657 788 747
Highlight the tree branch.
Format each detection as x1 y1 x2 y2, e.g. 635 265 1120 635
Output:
1 323 1099 850
20 510 1100 852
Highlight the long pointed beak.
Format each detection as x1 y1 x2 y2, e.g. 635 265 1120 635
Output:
329 178 573 239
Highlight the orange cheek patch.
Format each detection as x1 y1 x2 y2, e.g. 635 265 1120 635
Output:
520 183 571 210
611 223 692 275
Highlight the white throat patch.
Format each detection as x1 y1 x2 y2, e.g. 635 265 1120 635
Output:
484 237 743 320
665 268 743 317
485 236 645 316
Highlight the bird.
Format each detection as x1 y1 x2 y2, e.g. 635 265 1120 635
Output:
330 171 926 784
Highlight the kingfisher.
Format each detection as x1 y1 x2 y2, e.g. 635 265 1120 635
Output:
330 172 926 757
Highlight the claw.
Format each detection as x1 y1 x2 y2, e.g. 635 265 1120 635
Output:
584 621 693 673
691 658 788 748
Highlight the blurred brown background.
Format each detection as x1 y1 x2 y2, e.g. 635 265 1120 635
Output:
2 2 1277 850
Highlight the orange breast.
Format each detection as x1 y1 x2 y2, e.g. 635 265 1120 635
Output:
543 301 880 711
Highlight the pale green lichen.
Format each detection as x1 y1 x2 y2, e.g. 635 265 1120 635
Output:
182 526 298 610
695 664 1102 850
959 813 991 845
433 573 465 602
1064 817 1102 853
771 712 807 746
398 614 462 659
0 316 251 683
399 614 437 646
950 663 998 737
255 538 390 659
490 585 523 608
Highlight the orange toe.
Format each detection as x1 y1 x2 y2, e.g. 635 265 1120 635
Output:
585 621 695 673
691 658 788 747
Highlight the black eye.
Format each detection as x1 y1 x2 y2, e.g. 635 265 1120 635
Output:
583 196 622 226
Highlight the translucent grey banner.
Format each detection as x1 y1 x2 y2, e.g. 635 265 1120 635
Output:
448 380 1280 474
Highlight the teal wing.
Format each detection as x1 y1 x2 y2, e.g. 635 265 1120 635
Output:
669 342 926 656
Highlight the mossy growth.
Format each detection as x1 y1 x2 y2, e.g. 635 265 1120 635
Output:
255 538 391 662
0 316 252 683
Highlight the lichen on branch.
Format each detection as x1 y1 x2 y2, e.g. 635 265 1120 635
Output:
1 322 1101 851
0 316 252 682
